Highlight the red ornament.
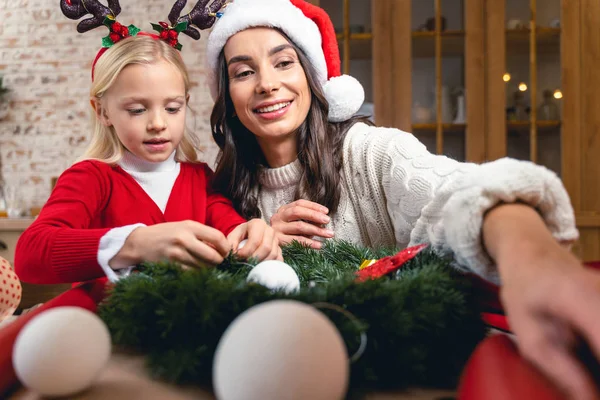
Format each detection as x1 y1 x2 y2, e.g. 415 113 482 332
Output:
109 32 121 43
0 257 21 322
159 21 170 29
356 244 429 282
160 30 169 40
111 21 123 33
168 29 178 39
168 38 178 47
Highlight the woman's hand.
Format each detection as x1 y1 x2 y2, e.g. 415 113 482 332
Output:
228 219 282 261
484 204 600 400
111 220 232 269
269 200 334 249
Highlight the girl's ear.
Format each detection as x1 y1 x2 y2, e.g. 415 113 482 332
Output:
90 98 111 127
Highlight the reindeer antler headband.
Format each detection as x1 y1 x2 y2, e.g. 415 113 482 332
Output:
59 0 228 78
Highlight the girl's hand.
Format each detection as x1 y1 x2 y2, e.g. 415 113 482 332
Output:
269 199 334 249
111 220 231 268
228 219 282 261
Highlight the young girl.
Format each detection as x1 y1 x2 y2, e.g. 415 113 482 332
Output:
15 1 280 285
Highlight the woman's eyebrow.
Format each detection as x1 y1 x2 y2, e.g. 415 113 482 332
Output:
227 44 295 66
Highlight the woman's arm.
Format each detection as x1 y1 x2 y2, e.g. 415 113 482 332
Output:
342 124 578 284
484 203 600 400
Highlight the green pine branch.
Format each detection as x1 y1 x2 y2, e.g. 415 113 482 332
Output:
98 241 486 390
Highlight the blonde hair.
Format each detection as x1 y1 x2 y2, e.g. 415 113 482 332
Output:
79 35 199 164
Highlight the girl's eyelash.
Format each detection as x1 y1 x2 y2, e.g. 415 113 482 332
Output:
127 107 182 115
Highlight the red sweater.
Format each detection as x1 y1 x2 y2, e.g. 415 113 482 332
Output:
15 160 245 284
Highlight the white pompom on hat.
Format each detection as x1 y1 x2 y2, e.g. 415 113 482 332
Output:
206 0 365 122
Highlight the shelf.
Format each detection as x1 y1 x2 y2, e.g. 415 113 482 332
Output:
412 123 466 133
335 31 467 61
336 33 373 60
332 26 559 60
412 30 466 59
411 30 466 38
506 27 561 55
507 120 561 133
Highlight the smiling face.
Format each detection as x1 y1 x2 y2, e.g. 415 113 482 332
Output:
92 59 187 163
224 27 311 166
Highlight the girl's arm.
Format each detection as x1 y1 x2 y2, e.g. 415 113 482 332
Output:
14 161 112 284
202 163 247 235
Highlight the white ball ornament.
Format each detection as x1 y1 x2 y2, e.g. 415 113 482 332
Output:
12 307 111 397
213 300 349 400
247 260 300 293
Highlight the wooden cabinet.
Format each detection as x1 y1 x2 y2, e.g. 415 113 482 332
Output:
309 0 599 261
0 218 70 310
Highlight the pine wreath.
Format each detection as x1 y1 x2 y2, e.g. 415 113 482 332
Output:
98 241 487 390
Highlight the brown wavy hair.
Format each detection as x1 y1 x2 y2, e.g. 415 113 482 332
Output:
210 30 372 219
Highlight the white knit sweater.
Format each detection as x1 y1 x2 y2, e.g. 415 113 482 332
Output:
257 122 579 284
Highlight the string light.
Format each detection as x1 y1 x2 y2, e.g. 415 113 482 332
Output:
518 82 528 91
503 73 511 82
553 89 563 99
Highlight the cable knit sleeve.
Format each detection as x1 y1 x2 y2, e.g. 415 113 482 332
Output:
342 123 578 284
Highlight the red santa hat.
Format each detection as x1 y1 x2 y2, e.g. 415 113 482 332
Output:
206 0 365 122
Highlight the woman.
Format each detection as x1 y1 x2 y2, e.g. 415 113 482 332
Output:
207 0 600 398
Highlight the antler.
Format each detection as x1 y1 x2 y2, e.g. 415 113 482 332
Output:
60 0 122 33
168 0 228 40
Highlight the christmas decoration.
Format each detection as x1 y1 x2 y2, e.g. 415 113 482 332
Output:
247 260 300 292
12 306 111 397
101 16 140 48
59 0 228 79
356 243 429 281
0 280 107 395
150 21 188 50
98 241 487 390
0 257 21 322
213 300 349 400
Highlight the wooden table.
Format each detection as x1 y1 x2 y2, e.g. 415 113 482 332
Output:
8 352 456 400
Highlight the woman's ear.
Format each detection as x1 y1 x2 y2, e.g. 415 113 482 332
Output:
90 98 111 127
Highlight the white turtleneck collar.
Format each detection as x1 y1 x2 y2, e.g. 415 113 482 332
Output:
118 151 181 213
258 158 302 190
119 150 178 173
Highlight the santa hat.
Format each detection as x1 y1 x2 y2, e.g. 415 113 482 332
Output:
206 0 365 122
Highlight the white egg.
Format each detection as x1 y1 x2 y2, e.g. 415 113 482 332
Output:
247 260 300 293
213 300 349 400
12 306 111 397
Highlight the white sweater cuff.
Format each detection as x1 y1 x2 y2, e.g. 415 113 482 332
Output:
98 223 146 282
442 158 578 285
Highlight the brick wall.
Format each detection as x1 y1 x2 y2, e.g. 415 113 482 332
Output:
0 0 219 210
